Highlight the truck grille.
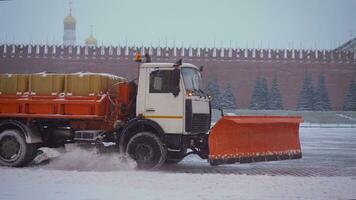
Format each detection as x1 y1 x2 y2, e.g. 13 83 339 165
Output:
185 99 211 134
191 114 210 133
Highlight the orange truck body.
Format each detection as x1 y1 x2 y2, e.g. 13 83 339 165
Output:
0 82 135 130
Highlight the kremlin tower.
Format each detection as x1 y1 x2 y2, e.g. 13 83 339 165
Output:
85 25 97 47
63 3 76 46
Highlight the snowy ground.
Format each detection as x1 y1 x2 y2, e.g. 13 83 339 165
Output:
212 109 356 124
1 168 355 200
1 127 356 200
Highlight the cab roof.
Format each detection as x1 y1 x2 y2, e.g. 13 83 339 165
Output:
140 62 199 70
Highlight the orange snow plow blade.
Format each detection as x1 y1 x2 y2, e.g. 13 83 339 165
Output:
208 116 303 166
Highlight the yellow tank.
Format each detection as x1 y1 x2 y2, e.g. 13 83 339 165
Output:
90 74 108 95
65 73 91 96
30 73 65 95
107 74 126 96
65 73 118 96
0 73 127 96
0 74 29 95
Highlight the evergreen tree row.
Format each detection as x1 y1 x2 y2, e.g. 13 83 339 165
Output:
205 74 356 111
297 73 331 111
205 80 237 109
249 77 283 110
343 79 356 111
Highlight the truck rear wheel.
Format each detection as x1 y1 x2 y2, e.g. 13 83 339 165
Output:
0 129 35 167
126 132 167 170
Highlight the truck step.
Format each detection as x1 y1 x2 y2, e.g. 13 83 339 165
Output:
74 130 102 141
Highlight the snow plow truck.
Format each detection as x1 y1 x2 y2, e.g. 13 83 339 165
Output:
0 58 303 169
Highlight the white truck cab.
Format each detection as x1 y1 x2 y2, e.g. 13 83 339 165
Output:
136 62 211 136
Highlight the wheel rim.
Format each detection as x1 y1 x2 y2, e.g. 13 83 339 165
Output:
0 136 22 162
134 143 154 163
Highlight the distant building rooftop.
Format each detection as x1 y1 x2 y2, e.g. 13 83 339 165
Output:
335 37 356 51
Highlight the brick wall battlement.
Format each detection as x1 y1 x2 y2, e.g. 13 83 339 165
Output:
1 44 355 64
1 43 356 110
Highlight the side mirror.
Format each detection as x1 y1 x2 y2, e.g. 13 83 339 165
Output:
218 108 224 117
170 68 181 97
199 66 204 72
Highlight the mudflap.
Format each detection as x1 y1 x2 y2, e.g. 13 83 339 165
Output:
33 147 64 165
208 116 303 166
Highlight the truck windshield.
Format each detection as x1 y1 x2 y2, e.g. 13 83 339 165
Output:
181 67 203 92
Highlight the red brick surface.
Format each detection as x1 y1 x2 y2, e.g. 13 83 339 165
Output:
0 45 355 110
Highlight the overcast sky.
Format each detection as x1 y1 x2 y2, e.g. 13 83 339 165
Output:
0 0 355 49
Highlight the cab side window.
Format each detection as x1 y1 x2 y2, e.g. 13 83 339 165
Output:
149 70 172 93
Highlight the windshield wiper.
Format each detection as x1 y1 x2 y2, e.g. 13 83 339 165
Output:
190 89 200 96
199 89 208 98
192 89 206 98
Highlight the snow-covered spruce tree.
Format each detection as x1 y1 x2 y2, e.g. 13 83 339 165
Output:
268 77 283 110
297 72 315 111
260 78 269 109
249 77 262 109
314 74 331 111
249 77 269 110
343 79 356 111
221 82 237 109
205 80 222 109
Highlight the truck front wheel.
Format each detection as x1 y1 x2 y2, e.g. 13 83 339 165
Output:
0 129 35 167
126 132 167 169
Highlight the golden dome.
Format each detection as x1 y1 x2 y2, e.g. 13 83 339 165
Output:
85 35 97 46
64 6 76 27
64 14 76 25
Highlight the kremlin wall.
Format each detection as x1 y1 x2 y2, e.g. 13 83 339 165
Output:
0 44 355 110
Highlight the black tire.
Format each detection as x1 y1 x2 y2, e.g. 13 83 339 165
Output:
126 132 167 170
165 149 187 164
0 129 36 167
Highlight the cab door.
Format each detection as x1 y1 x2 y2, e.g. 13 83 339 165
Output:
144 68 184 134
